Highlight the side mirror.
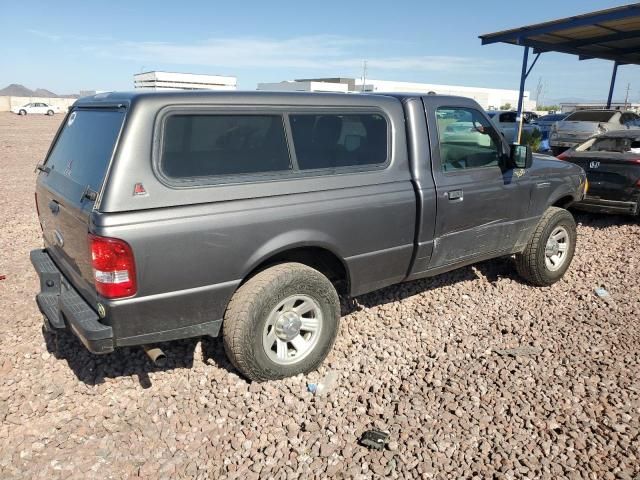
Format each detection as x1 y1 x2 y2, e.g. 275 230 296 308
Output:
510 144 532 169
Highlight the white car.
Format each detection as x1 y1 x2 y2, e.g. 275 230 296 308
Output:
549 109 640 155
11 102 61 116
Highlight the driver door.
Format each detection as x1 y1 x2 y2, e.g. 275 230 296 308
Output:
423 97 531 269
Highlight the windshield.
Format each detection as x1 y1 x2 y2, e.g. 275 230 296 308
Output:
44 109 125 192
566 111 615 122
539 114 565 122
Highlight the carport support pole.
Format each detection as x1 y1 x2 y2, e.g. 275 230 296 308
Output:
606 61 619 109
515 46 529 145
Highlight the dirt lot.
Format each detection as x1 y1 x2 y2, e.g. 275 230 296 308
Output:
0 112 638 479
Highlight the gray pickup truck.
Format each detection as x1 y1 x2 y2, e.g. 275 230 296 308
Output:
31 91 587 381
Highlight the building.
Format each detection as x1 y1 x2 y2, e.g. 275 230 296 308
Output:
560 102 640 113
257 77 536 111
256 80 349 93
134 71 237 91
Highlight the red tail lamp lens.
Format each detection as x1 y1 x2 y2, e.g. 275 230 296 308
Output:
89 234 137 299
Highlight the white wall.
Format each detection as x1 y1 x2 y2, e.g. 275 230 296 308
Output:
357 79 536 111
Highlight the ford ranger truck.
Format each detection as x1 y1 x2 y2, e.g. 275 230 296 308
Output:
31 91 587 381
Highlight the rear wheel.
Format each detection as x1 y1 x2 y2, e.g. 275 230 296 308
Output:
516 207 576 286
47 110 54 116
223 262 340 381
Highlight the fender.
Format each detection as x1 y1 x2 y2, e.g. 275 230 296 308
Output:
240 229 350 286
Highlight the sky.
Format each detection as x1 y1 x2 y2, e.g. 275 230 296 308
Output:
1 0 638 104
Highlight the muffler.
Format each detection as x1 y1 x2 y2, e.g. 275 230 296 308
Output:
142 345 166 366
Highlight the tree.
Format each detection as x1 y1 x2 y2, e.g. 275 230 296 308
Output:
521 129 542 152
500 102 512 110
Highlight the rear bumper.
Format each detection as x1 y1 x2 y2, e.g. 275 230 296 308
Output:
573 196 639 215
30 249 114 354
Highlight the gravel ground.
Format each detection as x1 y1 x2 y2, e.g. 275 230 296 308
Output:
0 112 638 479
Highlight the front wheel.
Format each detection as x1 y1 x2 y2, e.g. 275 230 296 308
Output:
47 110 54 116
515 207 576 286
19 109 26 116
223 262 340 381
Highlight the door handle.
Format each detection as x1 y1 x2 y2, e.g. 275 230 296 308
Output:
48 200 60 214
447 189 463 201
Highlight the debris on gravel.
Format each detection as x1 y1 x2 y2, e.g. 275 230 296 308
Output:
0 113 638 479
492 346 542 357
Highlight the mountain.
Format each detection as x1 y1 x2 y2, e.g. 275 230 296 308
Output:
33 88 58 97
0 83 36 96
0 83 71 98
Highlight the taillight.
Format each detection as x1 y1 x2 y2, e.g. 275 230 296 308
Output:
89 234 137 299
556 151 569 160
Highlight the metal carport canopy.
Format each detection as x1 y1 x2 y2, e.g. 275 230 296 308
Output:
479 3 640 143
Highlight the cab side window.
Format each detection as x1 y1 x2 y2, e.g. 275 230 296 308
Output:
436 107 503 172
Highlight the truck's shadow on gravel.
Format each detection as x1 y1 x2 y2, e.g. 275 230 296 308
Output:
342 261 517 314
42 327 236 388
572 210 639 229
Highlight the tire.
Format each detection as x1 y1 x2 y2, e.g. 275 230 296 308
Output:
47 110 54 116
515 207 577 286
223 262 340 382
19 109 26 116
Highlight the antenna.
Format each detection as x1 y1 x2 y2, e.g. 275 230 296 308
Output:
361 60 368 93
624 82 631 109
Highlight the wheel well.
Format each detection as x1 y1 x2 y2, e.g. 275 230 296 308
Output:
245 247 349 295
552 195 575 209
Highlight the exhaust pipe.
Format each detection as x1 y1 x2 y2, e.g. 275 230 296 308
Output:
142 345 166 367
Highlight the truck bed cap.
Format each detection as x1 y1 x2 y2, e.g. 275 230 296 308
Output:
73 90 400 108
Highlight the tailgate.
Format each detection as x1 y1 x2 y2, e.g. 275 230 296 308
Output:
556 121 599 136
36 108 125 303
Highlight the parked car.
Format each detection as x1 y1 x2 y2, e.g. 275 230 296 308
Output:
486 110 540 143
30 91 586 381
11 102 60 116
523 111 540 123
550 109 640 156
557 130 640 215
532 113 569 140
